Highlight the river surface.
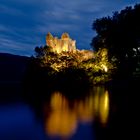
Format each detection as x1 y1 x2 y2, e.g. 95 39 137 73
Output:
0 83 138 140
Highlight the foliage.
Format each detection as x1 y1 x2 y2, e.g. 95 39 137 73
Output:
33 45 115 84
91 4 140 78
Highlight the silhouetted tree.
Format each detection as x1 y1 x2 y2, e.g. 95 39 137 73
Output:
91 4 140 78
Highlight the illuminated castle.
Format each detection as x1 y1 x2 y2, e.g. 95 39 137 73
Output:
46 32 76 53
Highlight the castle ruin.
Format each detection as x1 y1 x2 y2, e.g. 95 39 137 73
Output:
46 32 76 53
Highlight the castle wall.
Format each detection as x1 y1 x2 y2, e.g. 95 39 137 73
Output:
46 32 76 53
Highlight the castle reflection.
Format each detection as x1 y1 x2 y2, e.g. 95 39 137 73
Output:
44 87 109 139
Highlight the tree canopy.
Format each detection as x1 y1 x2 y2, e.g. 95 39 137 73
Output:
91 4 140 77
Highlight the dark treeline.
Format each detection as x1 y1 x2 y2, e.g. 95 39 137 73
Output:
91 3 140 79
24 56 91 92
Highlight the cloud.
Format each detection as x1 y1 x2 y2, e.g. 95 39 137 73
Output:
0 34 35 56
0 4 24 16
1 0 140 55
0 24 39 56
0 25 11 32
34 0 124 51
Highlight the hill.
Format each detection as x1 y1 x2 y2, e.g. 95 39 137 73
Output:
0 53 30 83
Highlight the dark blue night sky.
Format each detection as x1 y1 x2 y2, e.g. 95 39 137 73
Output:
0 0 140 56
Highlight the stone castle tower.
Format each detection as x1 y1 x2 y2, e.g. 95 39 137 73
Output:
46 32 76 53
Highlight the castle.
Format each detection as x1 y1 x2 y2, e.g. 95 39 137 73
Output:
46 32 76 53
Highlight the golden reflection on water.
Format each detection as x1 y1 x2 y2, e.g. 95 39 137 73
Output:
46 92 77 137
99 91 109 124
45 87 109 138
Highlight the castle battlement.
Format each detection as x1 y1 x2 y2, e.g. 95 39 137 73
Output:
46 32 76 53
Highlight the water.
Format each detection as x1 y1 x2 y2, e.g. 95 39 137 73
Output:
0 84 138 140
44 87 109 140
